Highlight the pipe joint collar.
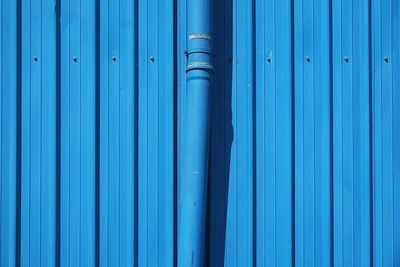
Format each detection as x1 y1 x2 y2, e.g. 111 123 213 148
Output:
186 50 215 72
186 61 215 72
187 33 214 56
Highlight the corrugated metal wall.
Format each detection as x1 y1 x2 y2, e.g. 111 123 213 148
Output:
0 0 399 266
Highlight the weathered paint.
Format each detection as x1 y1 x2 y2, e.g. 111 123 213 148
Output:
0 0 399 266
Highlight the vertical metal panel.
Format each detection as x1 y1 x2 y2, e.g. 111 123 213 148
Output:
0 0 17 266
138 0 174 266
0 0 399 266
332 0 371 266
21 0 57 265
332 0 371 265
99 0 136 265
372 0 400 265
60 0 96 264
225 0 254 265
294 0 332 265
255 0 294 265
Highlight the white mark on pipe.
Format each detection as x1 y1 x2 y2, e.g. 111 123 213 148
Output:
188 33 213 41
187 62 215 71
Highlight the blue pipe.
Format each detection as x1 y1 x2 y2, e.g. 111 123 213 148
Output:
178 0 214 266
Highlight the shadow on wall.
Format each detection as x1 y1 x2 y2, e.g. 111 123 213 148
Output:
205 0 233 265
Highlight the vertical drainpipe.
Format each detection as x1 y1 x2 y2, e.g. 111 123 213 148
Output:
178 0 214 266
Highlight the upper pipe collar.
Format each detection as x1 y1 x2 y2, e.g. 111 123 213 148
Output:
187 33 214 55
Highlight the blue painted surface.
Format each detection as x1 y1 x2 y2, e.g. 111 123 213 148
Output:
61 0 96 264
0 0 399 266
0 0 17 266
21 0 57 265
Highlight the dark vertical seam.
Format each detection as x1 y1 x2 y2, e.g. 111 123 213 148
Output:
95 0 100 263
55 0 61 264
39 0 43 263
368 0 373 264
390 0 394 263
107 0 110 262
260 0 266 262
312 0 316 264
302 0 306 264
234 0 238 262
16 0 22 264
145 0 149 263
329 0 334 265
328 0 333 258
117 0 121 264
291 0 296 264
379 1 383 265
68 0 71 262
351 0 355 264
340 0 344 264
79 0 82 264
273 0 277 263
172 0 178 264
133 0 139 265
156 0 160 264
252 0 257 264
29 0 32 262
0 0 3 259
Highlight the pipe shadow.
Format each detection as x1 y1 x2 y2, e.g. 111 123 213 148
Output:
205 0 233 265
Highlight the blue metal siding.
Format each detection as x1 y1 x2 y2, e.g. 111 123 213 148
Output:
99 0 137 264
0 0 17 265
372 0 400 265
256 0 293 265
294 0 331 265
138 0 174 265
0 0 399 266
332 0 372 265
61 0 96 264
21 0 57 265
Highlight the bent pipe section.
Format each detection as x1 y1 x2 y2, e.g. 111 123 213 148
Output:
178 1 214 266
